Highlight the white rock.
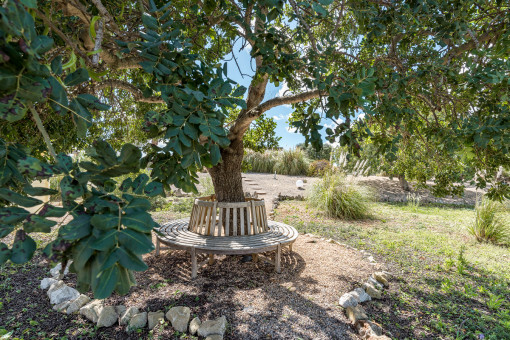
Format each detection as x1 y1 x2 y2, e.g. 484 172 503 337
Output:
148 311 165 330
53 300 71 312
66 295 91 314
198 316 227 337
362 282 382 299
205 335 223 340
338 292 358 308
367 256 376 263
115 305 127 317
47 280 64 296
80 300 103 323
189 317 201 335
40 277 57 290
97 306 118 328
120 306 140 325
127 312 147 331
368 277 384 290
49 285 80 305
49 262 71 278
166 306 191 333
351 288 371 303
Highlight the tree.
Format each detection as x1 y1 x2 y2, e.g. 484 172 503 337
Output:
0 0 508 298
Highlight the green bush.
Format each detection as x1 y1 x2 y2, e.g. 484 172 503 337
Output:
198 175 215 196
274 148 309 176
307 173 372 219
244 149 277 173
468 197 509 245
308 159 332 177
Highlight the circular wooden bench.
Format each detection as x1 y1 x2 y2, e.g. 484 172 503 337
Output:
155 195 298 278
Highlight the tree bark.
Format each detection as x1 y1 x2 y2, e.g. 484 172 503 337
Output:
398 174 410 191
207 139 245 202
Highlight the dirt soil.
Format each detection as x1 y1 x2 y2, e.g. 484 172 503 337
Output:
0 236 378 339
229 173 481 211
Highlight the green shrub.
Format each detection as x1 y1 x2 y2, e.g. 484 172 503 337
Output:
198 175 215 196
244 149 277 173
274 148 309 176
468 197 509 244
307 173 372 219
308 159 332 177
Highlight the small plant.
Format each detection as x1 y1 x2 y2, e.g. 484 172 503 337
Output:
406 192 421 212
468 197 510 245
198 175 215 196
274 148 310 176
487 293 505 310
307 172 372 219
308 159 332 177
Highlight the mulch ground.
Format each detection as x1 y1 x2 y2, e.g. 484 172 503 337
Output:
0 235 379 339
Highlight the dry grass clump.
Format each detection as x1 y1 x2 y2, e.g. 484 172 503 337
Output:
307 172 373 219
468 197 509 245
244 148 309 176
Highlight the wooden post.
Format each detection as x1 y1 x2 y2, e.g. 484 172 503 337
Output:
208 254 215 265
155 238 160 256
191 247 197 279
276 243 281 273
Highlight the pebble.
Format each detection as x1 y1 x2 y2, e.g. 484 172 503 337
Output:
148 311 165 330
351 288 371 303
97 306 118 328
346 305 368 324
189 317 201 335
166 306 191 333
127 312 147 331
339 292 358 308
120 306 139 325
198 316 227 338
66 295 91 315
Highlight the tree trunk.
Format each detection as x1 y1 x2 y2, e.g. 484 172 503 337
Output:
398 174 410 191
207 139 245 202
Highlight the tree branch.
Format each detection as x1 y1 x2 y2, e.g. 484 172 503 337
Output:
229 89 323 140
95 80 164 103
91 0 121 34
30 108 58 161
34 9 92 66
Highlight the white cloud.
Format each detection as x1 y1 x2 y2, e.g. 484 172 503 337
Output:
286 126 298 133
277 82 289 97
273 113 290 121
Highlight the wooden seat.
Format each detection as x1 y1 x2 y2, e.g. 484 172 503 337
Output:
155 219 298 278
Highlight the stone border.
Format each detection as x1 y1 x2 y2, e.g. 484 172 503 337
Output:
301 233 394 339
40 264 228 339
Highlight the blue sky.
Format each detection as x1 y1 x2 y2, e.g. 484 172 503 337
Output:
224 42 314 148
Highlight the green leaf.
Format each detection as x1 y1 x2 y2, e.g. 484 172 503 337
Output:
76 94 110 111
231 85 247 97
0 188 42 207
31 35 53 55
56 153 73 173
89 16 101 39
93 264 119 299
131 173 149 194
0 207 30 224
51 56 63 75
10 230 36 264
60 176 84 200
17 156 54 178
124 198 151 213
48 77 68 115
0 224 14 238
118 229 154 254
311 3 328 16
72 236 96 270
22 185 58 196
0 242 11 265
60 214 91 240
20 0 37 8
116 247 148 271
38 204 67 218
24 215 56 233
211 144 221 165
90 213 119 231
64 68 90 86
144 181 163 197
115 266 135 295
122 211 153 232
91 229 118 251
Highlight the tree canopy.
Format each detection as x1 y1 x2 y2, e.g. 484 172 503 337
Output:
0 0 508 298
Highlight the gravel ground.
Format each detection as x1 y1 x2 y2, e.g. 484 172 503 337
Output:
232 173 481 210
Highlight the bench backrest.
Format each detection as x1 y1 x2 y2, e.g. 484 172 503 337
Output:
189 195 268 236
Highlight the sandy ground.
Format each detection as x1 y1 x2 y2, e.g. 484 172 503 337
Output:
197 172 481 213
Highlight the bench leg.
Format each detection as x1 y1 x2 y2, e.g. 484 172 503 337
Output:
191 247 197 279
156 238 160 256
276 243 281 273
208 254 215 265
289 243 293 253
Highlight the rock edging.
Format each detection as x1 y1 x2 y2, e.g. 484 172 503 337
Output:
40 264 229 339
